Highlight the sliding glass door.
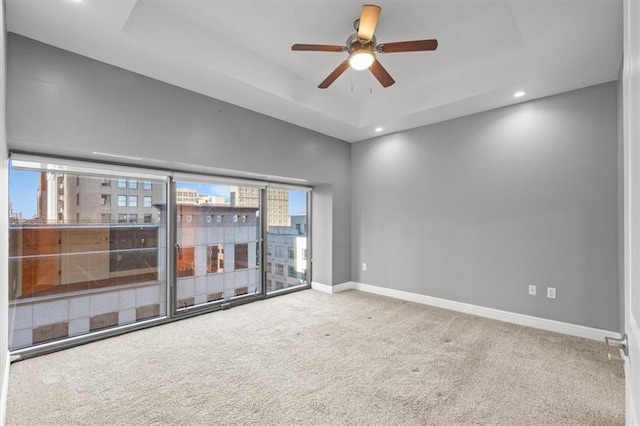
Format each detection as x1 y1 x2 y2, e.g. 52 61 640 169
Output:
174 179 262 311
265 187 310 294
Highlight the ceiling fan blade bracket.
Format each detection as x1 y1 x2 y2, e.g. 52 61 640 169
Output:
346 34 377 55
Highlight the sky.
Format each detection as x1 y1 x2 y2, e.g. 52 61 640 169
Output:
9 169 39 218
9 168 307 219
176 182 308 216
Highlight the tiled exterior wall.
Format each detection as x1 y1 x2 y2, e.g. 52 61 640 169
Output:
176 206 259 307
8 282 165 350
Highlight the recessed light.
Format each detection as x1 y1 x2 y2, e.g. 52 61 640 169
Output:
514 91 525 98
375 127 383 132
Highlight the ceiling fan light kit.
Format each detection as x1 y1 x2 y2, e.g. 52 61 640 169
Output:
349 49 375 70
291 4 438 89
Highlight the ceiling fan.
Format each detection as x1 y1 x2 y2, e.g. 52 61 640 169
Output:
291 4 438 89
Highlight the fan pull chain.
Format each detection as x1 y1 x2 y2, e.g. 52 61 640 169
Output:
369 72 374 95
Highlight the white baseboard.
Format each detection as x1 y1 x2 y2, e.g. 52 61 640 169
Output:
311 281 355 294
310 282 333 293
1 352 9 426
331 282 356 293
315 281 620 342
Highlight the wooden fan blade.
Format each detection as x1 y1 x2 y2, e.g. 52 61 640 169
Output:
369 59 395 88
291 44 345 52
319 60 350 89
377 39 438 53
357 4 381 41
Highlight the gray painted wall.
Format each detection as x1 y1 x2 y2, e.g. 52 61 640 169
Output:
6 34 351 286
351 82 619 331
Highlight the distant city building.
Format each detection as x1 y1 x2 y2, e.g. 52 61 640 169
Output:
198 194 227 205
265 215 308 292
37 172 163 224
176 188 227 206
8 202 22 224
230 187 290 227
172 204 260 307
176 188 198 205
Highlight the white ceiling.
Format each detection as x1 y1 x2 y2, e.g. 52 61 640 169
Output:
6 0 623 143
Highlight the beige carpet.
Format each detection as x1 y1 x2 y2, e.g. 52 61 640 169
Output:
6 289 624 425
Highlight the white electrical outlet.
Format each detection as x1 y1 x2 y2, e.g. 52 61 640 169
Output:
547 287 556 299
362 263 367 271
528 285 537 296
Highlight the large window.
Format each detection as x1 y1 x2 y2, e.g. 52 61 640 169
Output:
8 159 168 351
7 157 311 354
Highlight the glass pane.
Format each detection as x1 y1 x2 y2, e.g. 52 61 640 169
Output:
266 189 308 294
8 165 167 351
175 182 260 310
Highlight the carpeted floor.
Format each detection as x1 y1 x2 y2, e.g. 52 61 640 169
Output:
6 289 625 425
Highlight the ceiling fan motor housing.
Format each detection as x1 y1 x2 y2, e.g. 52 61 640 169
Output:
346 33 377 54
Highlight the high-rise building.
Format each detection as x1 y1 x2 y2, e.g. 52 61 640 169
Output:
265 215 308 292
230 187 290 226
